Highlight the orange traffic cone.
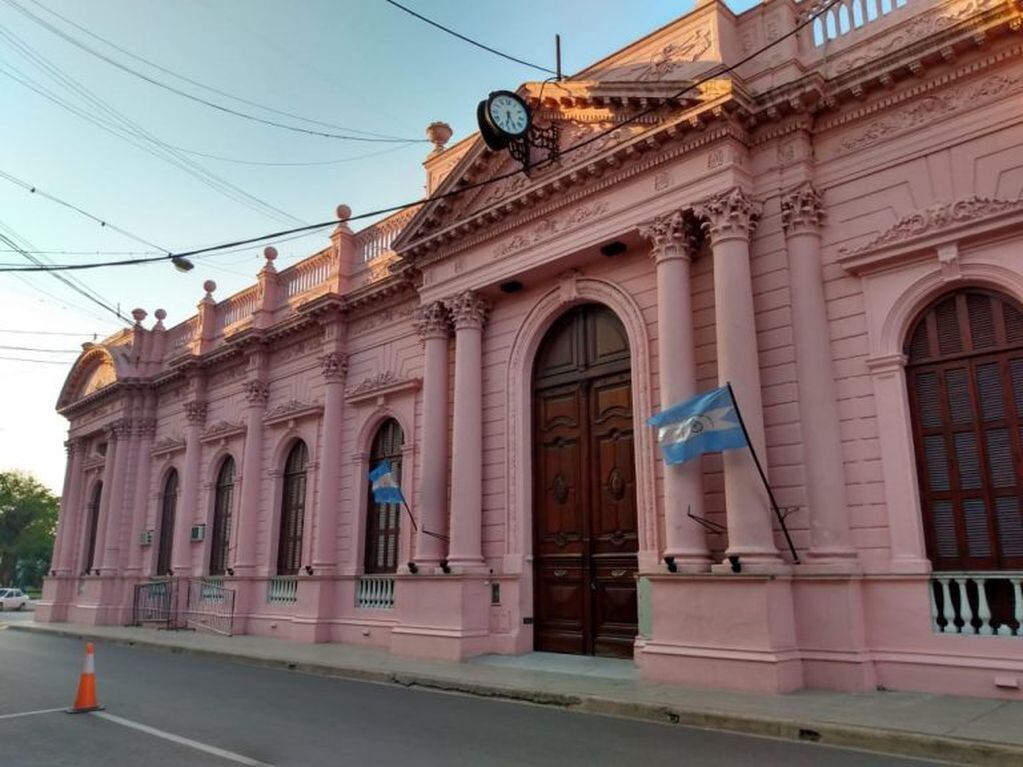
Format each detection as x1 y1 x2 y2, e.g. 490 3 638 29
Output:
67 643 104 714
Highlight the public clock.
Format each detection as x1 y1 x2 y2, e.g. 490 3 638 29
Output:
477 90 532 150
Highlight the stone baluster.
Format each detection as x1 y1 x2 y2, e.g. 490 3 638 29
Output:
639 211 711 570
939 576 956 633
98 417 132 574
413 301 452 567
1009 578 1023 637
312 347 348 573
172 399 206 575
446 290 488 570
233 376 269 575
780 183 857 567
697 188 784 570
956 577 974 634
975 577 994 636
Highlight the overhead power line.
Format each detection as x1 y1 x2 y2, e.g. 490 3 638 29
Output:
383 0 557 76
0 355 75 364
0 344 79 352
0 0 843 275
0 328 103 336
5 0 425 143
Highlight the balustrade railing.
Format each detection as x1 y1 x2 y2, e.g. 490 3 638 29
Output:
356 207 418 263
808 0 910 47
267 576 298 605
166 319 197 355
218 286 259 330
355 575 396 609
931 572 1023 637
283 250 334 298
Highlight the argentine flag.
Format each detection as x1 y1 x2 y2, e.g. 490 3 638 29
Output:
369 460 404 504
647 385 748 465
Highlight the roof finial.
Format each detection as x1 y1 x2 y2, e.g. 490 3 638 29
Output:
426 121 453 154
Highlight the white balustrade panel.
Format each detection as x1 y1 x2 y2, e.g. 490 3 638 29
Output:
809 0 911 47
930 572 1022 637
355 575 395 609
266 576 298 604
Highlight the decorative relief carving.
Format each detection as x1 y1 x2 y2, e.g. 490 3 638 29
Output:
558 270 581 306
203 420 243 438
264 400 315 420
412 301 451 340
183 401 207 426
448 290 489 331
841 72 1023 152
639 211 698 262
319 352 348 382
696 187 761 241
839 196 1023 254
272 336 321 364
707 148 725 168
348 301 417 337
493 202 610 258
552 473 569 505
107 417 133 440
636 28 712 81
780 183 824 235
346 371 404 397
653 171 671 191
776 141 796 166
151 436 185 455
209 364 245 388
242 380 270 405
836 0 997 74
134 418 157 438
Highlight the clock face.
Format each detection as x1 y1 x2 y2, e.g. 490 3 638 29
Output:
487 93 530 137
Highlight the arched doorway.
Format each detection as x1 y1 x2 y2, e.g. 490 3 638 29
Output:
277 441 309 576
365 419 404 574
156 470 178 576
532 303 639 658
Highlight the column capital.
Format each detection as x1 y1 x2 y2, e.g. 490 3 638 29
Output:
242 380 270 406
320 351 348 382
184 400 207 426
448 290 488 331
780 182 824 236
412 300 451 340
106 418 132 441
134 418 157 438
639 211 698 264
697 187 761 241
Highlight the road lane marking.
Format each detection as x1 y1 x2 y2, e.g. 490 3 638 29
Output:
0 707 66 720
91 712 273 766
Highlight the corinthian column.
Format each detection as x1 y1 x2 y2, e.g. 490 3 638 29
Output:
233 378 269 575
698 187 784 569
172 400 206 574
97 418 132 574
446 290 487 570
412 301 451 567
312 350 348 572
125 409 157 575
781 183 857 567
639 212 712 570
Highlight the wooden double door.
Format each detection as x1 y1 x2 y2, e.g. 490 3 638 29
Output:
532 304 639 658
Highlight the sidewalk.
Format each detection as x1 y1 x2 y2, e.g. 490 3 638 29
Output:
9 620 1022 766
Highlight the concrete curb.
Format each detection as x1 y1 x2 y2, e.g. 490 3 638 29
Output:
10 622 1021 766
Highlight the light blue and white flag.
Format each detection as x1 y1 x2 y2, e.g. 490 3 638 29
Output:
647 385 748 465
369 460 404 505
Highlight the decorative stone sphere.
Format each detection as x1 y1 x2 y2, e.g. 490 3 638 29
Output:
426 121 452 151
335 204 351 221
263 246 278 261
203 279 217 294
131 307 147 323
154 308 167 321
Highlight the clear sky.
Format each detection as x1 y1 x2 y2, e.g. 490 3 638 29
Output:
0 0 759 493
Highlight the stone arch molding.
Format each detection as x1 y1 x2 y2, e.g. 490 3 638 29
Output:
505 275 658 564
57 345 130 410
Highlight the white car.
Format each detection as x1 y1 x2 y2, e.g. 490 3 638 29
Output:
0 588 28 611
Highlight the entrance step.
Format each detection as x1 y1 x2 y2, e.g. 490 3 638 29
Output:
469 651 639 681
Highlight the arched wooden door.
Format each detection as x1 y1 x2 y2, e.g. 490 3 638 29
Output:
156 470 178 576
532 304 639 658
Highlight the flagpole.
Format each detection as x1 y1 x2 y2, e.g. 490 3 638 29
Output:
725 382 800 564
400 498 449 543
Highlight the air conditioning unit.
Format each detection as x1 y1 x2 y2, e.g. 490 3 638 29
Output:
140 529 153 546
190 524 206 542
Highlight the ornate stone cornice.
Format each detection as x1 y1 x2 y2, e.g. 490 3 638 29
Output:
345 371 421 404
412 300 451 340
448 290 489 331
201 419 246 444
242 380 270 406
263 399 323 427
319 351 348 382
696 187 761 241
151 436 186 457
183 401 207 426
638 211 698 263
780 182 824 236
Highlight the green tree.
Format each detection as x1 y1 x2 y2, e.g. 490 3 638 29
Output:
0 471 59 589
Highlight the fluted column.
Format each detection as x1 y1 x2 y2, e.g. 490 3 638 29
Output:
640 212 713 570
98 417 132 574
781 184 857 567
312 350 348 572
52 437 85 575
412 301 451 566
698 187 784 569
233 379 269 575
125 409 157 575
446 290 487 569
171 400 205 574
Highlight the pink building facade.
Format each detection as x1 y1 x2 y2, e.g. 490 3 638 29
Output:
38 0 1023 699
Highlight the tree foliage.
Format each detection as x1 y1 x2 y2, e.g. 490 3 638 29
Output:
0 471 59 589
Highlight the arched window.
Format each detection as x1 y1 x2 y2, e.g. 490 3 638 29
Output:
905 288 1023 571
209 457 235 576
365 419 404 574
277 441 308 576
83 482 102 574
156 470 179 576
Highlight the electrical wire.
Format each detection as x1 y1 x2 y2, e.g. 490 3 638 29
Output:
168 141 416 167
0 344 79 352
5 0 425 143
0 355 76 364
22 0 424 143
383 0 557 76
0 0 843 275
0 328 103 336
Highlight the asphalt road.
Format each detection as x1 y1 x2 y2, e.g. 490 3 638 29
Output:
0 626 943 767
